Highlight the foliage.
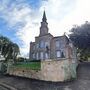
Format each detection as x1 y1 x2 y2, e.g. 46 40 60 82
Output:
69 21 90 60
1 62 7 74
0 35 20 62
16 57 25 62
13 61 41 70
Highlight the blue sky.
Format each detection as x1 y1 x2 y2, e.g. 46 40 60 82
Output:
0 0 90 57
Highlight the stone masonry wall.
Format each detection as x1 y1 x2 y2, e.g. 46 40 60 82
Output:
41 59 78 81
7 59 78 82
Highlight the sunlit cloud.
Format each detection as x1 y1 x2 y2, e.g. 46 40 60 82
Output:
0 0 90 57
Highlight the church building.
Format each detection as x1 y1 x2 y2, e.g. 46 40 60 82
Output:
29 11 76 60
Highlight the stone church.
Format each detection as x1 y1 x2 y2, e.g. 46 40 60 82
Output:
29 11 76 60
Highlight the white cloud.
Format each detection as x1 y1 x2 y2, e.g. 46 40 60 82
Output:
38 0 77 36
0 0 39 57
0 1 31 27
1 0 90 57
39 0 90 36
17 21 39 56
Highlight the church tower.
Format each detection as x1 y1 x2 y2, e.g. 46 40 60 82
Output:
39 11 49 36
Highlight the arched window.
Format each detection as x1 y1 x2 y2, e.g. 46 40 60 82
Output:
40 41 44 48
61 52 65 58
33 53 35 59
36 53 39 60
45 41 49 47
55 40 60 48
40 52 44 60
45 53 49 59
36 44 39 48
56 51 61 58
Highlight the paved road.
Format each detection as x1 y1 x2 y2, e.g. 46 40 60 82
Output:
0 85 9 90
0 62 90 90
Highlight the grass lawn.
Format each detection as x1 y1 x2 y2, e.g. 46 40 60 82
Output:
13 62 41 70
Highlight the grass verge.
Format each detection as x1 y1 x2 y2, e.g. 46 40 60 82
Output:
13 62 41 70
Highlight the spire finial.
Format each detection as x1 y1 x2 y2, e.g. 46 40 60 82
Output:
42 10 47 22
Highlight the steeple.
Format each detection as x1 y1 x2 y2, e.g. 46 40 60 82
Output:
39 11 49 36
42 10 47 22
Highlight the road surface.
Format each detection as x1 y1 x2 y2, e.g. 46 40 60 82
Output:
0 62 90 90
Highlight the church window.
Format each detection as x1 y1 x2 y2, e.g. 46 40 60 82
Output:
56 40 60 48
40 52 44 60
36 44 39 48
33 53 35 59
61 51 65 58
40 41 44 48
33 45 35 50
45 53 49 59
45 41 49 47
56 51 61 58
36 53 39 60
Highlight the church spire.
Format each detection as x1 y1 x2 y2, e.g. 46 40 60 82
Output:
39 11 48 36
42 10 47 22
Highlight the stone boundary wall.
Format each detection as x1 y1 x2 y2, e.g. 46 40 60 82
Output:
7 58 78 82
